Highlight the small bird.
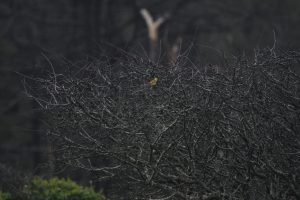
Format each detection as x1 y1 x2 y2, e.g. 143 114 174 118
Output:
149 77 158 87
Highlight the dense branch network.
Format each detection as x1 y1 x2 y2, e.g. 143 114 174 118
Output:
32 50 300 199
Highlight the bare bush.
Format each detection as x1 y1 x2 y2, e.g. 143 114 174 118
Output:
31 49 300 199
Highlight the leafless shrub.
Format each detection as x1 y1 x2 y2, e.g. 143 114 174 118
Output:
30 49 300 199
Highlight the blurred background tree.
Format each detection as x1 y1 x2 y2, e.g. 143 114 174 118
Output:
0 0 300 194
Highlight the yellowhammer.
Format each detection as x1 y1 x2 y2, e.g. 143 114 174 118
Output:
149 77 158 87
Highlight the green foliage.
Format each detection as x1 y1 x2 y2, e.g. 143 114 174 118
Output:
24 177 104 200
0 192 12 200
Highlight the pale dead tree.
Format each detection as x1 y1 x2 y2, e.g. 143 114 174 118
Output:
140 8 168 62
167 37 182 65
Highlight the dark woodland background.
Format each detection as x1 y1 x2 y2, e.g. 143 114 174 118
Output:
1 0 300 192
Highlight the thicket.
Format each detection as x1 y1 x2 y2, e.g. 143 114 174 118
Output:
0 177 104 200
0 192 12 200
30 49 300 199
23 177 104 200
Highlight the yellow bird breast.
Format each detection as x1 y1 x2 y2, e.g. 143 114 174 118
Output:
149 77 158 87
